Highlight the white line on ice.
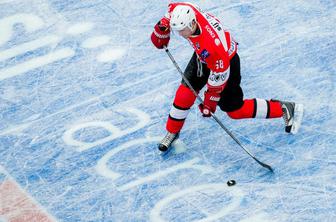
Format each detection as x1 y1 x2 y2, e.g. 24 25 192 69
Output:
117 157 213 191
0 13 44 46
97 48 126 62
96 137 161 181
150 183 244 222
0 35 60 62
0 69 175 136
66 22 94 35
81 35 110 49
63 108 150 151
0 48 75 81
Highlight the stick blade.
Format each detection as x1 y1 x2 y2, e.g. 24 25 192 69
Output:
254 157 274 172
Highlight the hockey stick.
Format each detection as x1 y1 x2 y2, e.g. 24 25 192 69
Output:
164 46 273 172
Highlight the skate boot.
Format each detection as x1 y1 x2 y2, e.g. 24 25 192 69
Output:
158 132 179 152
280 101 303 134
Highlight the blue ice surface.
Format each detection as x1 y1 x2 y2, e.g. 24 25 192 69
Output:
0 0 335 221
0 171 6 183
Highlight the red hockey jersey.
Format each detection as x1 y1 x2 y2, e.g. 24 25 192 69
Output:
166 2 238 90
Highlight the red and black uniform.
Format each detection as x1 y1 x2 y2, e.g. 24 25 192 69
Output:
158 2 283 134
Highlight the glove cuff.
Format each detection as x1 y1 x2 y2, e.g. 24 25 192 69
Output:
153 29 170 39
205 90 221 101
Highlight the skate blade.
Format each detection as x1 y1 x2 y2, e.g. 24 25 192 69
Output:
291 103 304 134
160 139 187 159
160 141 176 158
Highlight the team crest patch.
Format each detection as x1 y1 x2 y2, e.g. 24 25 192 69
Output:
200 49 210 60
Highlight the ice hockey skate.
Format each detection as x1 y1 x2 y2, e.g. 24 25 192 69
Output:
280 101 303 134
158 132 179 152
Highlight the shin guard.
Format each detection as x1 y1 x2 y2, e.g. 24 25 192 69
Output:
166 84 197 133
227 99 282 119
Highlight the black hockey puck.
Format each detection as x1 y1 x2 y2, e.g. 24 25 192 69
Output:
227 180 236 186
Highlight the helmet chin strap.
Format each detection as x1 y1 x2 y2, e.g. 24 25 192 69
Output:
190 21 199 36
187 19 195 30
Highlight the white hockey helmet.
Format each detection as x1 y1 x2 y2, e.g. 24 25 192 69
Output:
170 5 196 31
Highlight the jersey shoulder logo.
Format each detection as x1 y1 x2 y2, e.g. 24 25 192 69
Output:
200 49 210 60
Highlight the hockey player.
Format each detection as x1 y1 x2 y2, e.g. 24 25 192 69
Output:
150 2 303 151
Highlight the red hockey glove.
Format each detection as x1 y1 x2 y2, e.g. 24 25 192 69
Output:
151 17 170 49
198 90 221 117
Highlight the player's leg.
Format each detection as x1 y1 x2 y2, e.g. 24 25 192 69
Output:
159 53 210 151
218 53 303 133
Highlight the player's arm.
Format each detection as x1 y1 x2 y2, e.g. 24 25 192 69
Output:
150 16 171 49
150 3 179 49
